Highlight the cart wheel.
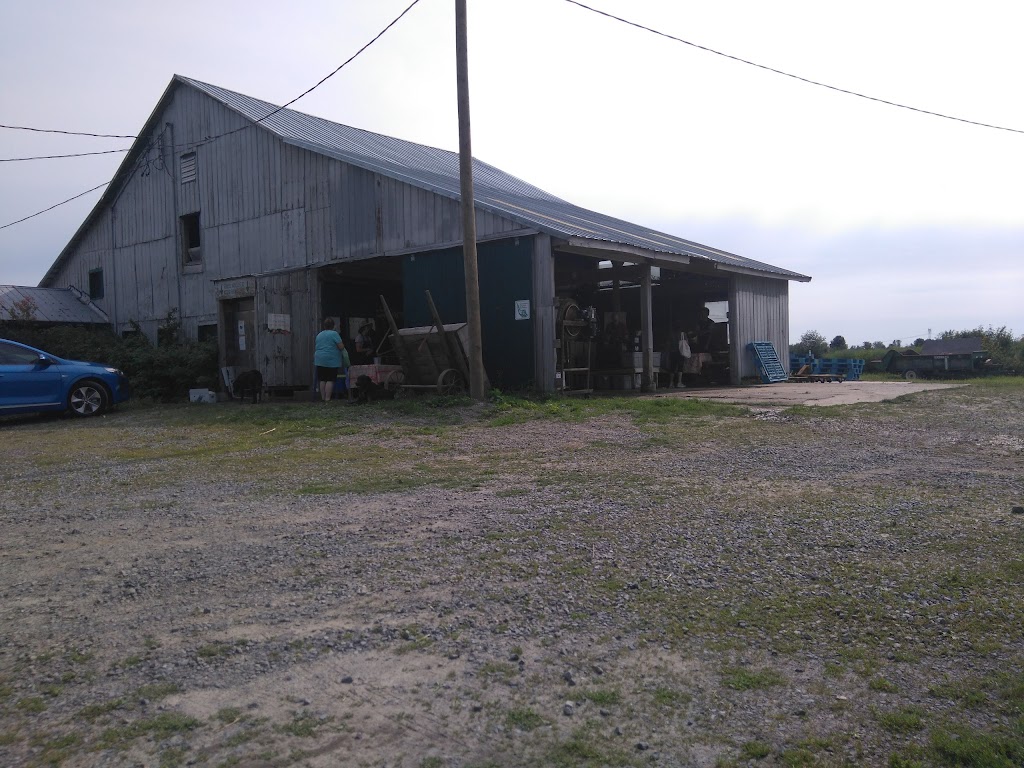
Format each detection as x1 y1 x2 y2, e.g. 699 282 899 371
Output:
385 369 406 396
904 370 918 381
437 368 465 395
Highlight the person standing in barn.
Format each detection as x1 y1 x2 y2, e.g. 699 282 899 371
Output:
314 317 346 402
355 322 375 364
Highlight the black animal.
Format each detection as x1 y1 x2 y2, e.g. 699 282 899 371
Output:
232 369 263 403
354 374 395 403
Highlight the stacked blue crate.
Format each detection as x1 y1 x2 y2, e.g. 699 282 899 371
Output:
789 355 865 380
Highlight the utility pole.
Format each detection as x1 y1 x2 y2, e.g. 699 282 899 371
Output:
455 0 486 400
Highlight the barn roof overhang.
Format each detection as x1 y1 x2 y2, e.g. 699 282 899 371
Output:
553 237 811 283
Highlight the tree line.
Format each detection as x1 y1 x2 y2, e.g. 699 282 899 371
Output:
790 326 1023 373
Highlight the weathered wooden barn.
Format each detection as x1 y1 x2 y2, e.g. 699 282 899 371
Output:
40 75 810 392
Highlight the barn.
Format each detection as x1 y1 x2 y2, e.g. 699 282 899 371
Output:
40 75 810 393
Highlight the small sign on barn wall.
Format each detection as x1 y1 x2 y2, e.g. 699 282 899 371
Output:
515 300 530 320
237 320 247 351
267 313 291 334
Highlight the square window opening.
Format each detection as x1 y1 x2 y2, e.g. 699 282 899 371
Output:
197 324 217 344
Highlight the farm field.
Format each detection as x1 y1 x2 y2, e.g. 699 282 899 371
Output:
1 381 1022 767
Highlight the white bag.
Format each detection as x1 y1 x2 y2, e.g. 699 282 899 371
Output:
678 335 692 359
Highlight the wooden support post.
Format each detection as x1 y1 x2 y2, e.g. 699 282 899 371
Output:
456 0 486 400
641 263 654 391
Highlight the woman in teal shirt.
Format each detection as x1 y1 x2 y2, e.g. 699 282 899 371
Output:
314 317 346 402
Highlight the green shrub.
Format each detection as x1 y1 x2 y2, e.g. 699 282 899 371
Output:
0 310 219 402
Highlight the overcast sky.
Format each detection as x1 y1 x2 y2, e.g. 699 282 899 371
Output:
2 0 1021 345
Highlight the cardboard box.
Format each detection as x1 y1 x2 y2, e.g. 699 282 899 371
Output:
189 389 216 404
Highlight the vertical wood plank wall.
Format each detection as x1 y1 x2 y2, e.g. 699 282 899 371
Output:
729 274 790 382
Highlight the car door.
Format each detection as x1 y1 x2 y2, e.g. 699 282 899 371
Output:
0 342 64 410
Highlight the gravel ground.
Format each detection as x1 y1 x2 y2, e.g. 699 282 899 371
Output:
1 383 1022 768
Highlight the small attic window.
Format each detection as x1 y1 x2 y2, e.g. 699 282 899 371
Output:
180 152 197 184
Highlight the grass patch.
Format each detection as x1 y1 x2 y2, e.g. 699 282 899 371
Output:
722 668 786 691
100 712 201 747
32 731 81 764
16 696 46 713
505 707 544 731
547 732 617 767
197 642 235 658
78 699 124 721
580 688 622 706
652 686 691 707
214 706 245 724
929 722 1024 767
137 682 182 700
875 706 926 734
276 712 324 738
489 391 747 426
870 677 900 693
741 740 772 759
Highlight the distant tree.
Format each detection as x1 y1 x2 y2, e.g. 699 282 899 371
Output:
891 339 902 348
862 341 873 350
873 341 886 349
913 338 926 347
791 330 828 358
829 335 848 351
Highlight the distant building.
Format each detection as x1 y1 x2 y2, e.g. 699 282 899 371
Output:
39 75 810 391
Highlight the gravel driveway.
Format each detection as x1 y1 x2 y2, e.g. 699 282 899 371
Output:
1 382 1022 767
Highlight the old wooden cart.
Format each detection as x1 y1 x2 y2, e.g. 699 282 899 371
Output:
377 292 484 396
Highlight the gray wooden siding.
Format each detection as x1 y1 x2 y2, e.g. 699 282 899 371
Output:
331 169 521 261
257 269 316 387
729 274 790 381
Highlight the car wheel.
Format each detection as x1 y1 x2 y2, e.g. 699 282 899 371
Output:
68 380 109 417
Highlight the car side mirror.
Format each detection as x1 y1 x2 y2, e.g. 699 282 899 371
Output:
36 355 52 367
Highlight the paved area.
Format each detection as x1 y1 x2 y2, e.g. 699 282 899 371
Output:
655 380 961 407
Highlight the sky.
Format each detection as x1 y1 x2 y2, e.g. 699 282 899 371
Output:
1 0 1021 345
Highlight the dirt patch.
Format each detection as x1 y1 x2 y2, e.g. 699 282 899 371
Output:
1 385 1022 767
663 380 961 407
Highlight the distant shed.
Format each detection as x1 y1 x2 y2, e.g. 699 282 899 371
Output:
919 338 984 356
0 285 109 326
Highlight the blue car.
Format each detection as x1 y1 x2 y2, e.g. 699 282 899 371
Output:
0 338 130 418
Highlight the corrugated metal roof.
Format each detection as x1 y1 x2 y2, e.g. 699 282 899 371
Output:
0 286 108 324
180 76 809 281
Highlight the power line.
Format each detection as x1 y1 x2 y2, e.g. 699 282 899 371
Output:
562 0 1024 136
0 123 137 139
0 182 108 230
0 0 423 232
1 149 130 162
168 0 426 156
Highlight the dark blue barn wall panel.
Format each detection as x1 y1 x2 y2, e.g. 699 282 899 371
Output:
402 238 534 389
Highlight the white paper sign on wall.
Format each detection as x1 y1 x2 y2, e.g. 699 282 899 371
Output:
515 300 530 320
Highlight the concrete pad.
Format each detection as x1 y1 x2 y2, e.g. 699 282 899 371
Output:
653 380 962 407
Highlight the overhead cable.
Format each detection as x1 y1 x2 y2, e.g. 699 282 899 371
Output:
0 0 423 231
0 149 130 162
0 123 137 139
562 0 1024 136
180 0 425 154
0 182 109 230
